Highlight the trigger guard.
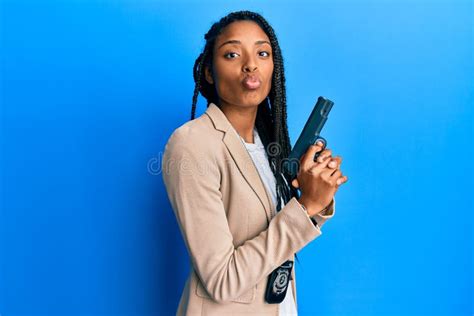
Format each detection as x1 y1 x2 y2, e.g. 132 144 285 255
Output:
313 136 326 147
313 136 327 161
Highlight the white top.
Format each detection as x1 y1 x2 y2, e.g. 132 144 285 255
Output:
239 127 298 316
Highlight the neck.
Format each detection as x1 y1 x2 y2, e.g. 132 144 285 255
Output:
219 103 258 144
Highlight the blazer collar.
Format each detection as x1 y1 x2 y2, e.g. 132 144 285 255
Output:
204 102 275 223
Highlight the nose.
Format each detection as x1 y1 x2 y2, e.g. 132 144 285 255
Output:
242 55 258 73
243 64 257 72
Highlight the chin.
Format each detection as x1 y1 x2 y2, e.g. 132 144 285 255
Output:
240 93 267 107
219 91 268 108
237 101 262 109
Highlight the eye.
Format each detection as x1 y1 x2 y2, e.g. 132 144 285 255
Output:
259 51 271 57
224 52 240 59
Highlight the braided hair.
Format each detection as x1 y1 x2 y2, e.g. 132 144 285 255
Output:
190 10 299 220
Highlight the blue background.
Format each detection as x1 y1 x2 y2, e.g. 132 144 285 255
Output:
1 0 472 315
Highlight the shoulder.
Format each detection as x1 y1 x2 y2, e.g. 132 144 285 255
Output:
163 112 222 159
161 113 223 181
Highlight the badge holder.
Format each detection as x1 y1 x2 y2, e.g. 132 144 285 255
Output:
264 260 294 304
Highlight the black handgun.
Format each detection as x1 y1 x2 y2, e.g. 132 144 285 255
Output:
283 96 334 179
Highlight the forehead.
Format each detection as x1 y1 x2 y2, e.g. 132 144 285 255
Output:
216 20 270 43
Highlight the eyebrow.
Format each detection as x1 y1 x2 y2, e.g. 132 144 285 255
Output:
218 40 271 49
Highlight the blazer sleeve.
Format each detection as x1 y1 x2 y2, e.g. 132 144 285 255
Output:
311 197 336 228
161 130 334 303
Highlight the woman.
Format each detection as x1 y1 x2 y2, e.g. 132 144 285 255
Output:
162 10 348 315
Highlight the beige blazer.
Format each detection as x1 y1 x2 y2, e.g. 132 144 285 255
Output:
162 102 335 315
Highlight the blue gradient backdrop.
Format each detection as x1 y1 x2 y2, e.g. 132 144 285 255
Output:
1 0 472 315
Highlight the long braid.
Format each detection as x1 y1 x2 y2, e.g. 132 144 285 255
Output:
191 51 209 120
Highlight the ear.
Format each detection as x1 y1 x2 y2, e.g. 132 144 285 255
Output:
204 65 214 85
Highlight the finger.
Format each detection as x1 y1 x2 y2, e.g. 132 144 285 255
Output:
321 167 339 180
329 158 342 176
300 141 325 170
328 160 338 169
315 149 333 163
328 156 342 169
336 175 348 186
309 153 332 172
329 169 342 180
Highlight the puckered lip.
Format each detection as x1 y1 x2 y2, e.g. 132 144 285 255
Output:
242 74 262 86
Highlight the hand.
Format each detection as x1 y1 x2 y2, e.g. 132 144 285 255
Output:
291 141 348 216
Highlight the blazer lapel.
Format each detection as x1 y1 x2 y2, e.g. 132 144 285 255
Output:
204 102 273 223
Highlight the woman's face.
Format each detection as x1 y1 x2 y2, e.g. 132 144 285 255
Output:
205 20 274 109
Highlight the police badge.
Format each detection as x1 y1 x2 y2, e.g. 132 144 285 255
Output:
264 260 294 303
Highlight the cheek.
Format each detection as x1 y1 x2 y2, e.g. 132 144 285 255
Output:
264 61 274 77
264 64 274 88
213 63 237 88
